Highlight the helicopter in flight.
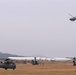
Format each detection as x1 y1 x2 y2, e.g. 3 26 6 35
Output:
69 13 76 21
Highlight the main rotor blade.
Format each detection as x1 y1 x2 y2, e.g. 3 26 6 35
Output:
68 13 74 17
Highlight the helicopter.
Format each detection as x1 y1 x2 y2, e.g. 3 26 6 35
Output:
31 57 39 65
0 59 16 70
69 13 76 21
72 57 76 66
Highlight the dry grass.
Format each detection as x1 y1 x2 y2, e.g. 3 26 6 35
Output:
0 62 76 75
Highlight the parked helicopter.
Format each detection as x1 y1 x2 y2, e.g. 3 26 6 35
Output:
31 57 39 65
69 13 76 21
72 57 76 66
0 58 16 70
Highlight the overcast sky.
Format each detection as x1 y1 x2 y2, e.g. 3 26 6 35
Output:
0 0 76 57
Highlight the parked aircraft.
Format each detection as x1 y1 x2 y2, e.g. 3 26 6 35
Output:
31 57 39 65
51 58 71 62
8 57 71 61
72 57 76 66
0 59 16 70
8 57 35 60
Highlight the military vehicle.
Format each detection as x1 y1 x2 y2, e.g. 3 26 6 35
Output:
0 58 16 70
69 13 76 21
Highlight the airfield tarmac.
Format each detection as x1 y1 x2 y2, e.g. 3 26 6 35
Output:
0 62 76 75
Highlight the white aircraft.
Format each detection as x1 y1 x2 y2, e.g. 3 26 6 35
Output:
8 57 71 61
51 58 71 62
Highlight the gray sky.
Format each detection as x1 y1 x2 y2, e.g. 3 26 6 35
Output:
0 0 76 57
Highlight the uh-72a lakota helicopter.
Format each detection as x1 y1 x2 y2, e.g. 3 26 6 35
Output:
69 13 76 21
